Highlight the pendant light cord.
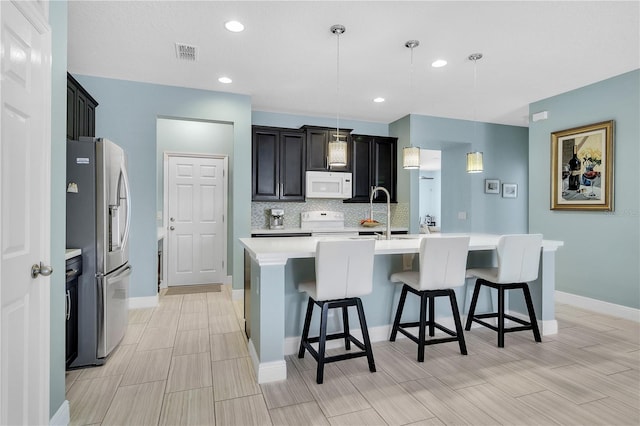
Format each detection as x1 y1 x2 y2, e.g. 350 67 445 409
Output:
410 44 414 111
473 57 478 141
468 53 483 142
336 29 341 137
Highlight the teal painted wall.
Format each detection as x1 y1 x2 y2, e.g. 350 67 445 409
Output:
529 70 640 309
50 0 67 418
156 118 235 275
391 114 529 235
74 75 252 296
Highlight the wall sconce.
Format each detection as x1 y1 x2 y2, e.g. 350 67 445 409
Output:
466 151 483 173
328 135 347 167
403 146 420 169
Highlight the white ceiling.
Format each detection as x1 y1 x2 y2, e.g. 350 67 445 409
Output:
67 1 639 127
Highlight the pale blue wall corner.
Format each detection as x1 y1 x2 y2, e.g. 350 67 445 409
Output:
529 70 640 309
49 0 68 418
390 114 528 235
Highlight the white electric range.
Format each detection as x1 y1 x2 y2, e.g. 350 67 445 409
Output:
300 211 359 236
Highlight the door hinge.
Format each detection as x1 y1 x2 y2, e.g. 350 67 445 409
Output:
222 260 225 268
222 214 225 222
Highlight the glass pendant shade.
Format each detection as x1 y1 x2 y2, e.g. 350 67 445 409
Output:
466 151 484 173
403 146 420 169
328 136 347 167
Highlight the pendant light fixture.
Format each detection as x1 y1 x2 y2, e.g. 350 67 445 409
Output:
403 39 421 169
327 24 347 167
466 52 484 173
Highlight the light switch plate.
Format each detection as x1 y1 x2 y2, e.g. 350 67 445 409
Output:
458 211 467 220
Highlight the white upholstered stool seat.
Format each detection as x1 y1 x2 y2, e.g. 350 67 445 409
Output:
298 239 376 384
465 234 543 347
389 236 470 362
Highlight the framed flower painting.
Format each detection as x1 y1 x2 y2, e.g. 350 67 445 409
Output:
550 120 614 211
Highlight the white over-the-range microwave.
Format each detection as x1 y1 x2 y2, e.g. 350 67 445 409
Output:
305 171 352 199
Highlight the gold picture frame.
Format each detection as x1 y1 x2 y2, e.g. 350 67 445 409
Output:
550 120 614 211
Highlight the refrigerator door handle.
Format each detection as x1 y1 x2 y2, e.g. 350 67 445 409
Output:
119 165 131 251
110 264 132 280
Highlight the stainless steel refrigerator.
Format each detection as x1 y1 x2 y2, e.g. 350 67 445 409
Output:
66 137 132 367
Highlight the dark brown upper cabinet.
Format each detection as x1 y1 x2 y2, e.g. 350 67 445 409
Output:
303 125 352 172
252 126 306 201
67 73 98 140
346 134 397 203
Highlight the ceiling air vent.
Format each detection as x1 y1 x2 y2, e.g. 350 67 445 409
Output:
175 43 198 61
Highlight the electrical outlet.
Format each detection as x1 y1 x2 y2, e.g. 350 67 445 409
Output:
458 211 467 220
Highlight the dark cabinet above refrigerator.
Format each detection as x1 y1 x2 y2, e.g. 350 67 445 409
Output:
67 73 98 141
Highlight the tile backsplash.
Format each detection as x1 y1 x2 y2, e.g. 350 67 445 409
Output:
251 199 409 229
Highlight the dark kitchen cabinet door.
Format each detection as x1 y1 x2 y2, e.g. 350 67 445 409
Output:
252 126 306 201
252 128 279 200
304 126 351 172
346 134 397 203
279 131 306 200
65 256 82 368
371 137 397 203
349 134 373 202
66 82 77 140
67 73 98 140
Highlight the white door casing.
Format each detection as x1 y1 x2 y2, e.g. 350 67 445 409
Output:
0 1 52 424
165 154 227 286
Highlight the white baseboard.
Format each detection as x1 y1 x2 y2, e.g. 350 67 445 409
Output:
128 295 159 309
223 275 232 285
232 288 243 301
248 338 287 383
541 319 558 335
555 291 640 322
49 400 69 426
506 310 558 336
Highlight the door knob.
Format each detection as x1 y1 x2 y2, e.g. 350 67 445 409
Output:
31 262 53 278
170 217 175 222
170 226 175 231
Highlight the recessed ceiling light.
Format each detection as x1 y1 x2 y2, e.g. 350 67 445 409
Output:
225 20 245 32
218 77 232 84
431 59 447 68
373 97 385 103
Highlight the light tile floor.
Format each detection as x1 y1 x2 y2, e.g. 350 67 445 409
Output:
66 285 640 425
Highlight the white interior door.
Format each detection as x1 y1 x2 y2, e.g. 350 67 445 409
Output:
167 155 226 286
0 1 51 424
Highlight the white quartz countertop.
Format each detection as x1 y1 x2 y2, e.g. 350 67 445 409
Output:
240 233 563 266
65 248 82 260
251 226 409 235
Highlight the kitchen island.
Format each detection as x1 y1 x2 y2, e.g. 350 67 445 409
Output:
239 233 563 383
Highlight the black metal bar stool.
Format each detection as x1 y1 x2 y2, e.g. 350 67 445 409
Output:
298 239 376 384
465 234 543 347
389 236 470 362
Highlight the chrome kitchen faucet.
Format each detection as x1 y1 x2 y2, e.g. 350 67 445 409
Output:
370 186 391 240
